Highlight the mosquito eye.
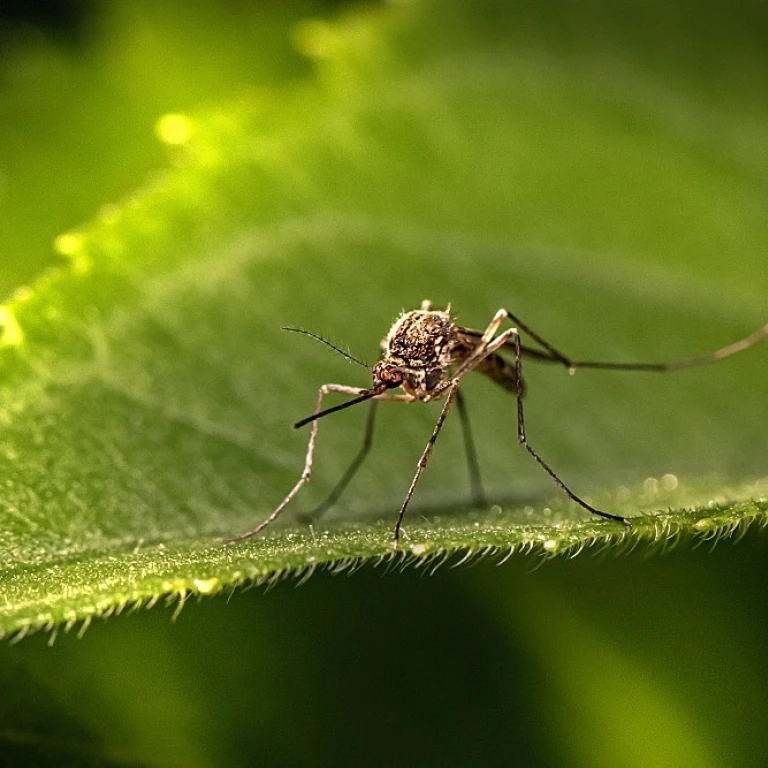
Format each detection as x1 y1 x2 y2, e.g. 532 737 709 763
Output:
383 367 403 387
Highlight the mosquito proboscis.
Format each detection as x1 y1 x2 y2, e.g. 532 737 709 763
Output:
227 301 767 549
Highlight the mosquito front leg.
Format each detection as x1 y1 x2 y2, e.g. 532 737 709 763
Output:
225 383 368 543
392 326 518 548
393 384 460 548
304 399 379 520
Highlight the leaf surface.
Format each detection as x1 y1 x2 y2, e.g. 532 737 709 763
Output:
1 1 767 638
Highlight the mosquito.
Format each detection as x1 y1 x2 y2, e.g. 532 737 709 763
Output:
228 300 767 549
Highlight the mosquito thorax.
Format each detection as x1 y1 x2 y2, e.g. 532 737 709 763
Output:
375 304 470 398
383 307 457 370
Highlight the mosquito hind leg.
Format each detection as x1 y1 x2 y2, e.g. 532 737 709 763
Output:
507 327 632 528
505 310 768 373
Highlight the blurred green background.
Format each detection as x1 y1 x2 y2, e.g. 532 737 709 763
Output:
1 1 767 766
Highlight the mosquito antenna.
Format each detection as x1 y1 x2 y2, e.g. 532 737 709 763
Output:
294 389 380 430
282 326 368 368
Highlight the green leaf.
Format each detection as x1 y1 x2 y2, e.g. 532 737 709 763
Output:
1 0 767 641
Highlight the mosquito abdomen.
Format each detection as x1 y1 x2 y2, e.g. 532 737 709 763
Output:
476 353 525 395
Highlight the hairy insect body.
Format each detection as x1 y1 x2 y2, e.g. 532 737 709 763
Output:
378 304 475 400
475 353 523 394
380 304 522 398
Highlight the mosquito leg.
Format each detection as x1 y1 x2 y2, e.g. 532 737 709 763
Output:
393 384 460 549
508 328 632 528
303 400 378 521
390 313 516 545
448 310 510 383
392 324 525 548
225 383 368 543
455 389 486 508
501 309 573 365
655 322 768 371
481 308 509 343
505 312 768 373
